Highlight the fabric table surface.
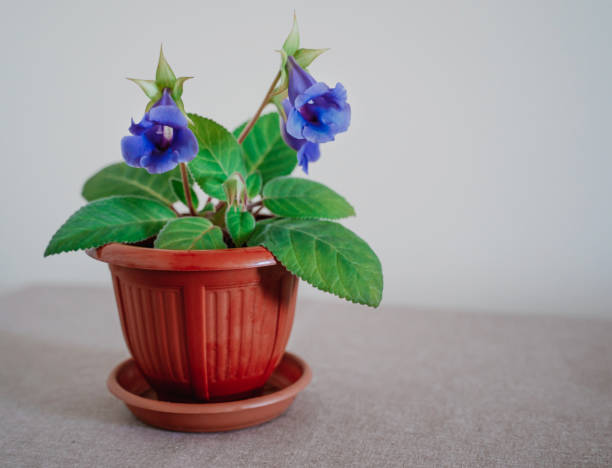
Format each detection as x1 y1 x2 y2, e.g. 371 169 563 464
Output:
0 285 611 467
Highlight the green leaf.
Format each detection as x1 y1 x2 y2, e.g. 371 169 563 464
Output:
169 178 199 209
44 196 176 257
263 177 355 219
82 163 180 206
246 171 263 198
225 208 256 247
233 113 297 183
282 13 300 56
154 217 227 250
248 219 383 307
156 46 176 89
127 78 161 101
200 202 214 213
211 203 228 229
188 114 246 200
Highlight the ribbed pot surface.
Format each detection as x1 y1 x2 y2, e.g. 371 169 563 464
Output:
89 244 298 401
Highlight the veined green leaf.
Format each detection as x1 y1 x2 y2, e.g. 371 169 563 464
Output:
246 171 263 198
226 208 256 247
263 177 355 219
82 163 181 206
248 219 382 307
233 113 297 183
188 114 246 200
154 217 227 250
44 196 176 256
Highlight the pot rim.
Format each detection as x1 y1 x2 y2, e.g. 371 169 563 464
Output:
87 242 277 271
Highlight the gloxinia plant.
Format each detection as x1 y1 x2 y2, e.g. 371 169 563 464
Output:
45 16 383 307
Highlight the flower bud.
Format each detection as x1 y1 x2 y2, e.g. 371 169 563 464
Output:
155 46 176 89
282 13 300 56
274 14 328 98
128 46 192 116
222 173 247 209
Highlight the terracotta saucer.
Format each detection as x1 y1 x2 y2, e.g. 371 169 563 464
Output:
107 352 312 432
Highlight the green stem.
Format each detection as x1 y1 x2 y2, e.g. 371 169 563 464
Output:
237 71 281 144
179 163 196 216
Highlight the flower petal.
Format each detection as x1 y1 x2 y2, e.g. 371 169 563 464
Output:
170 128 199 163
121 135 153 167
317 101 351 134
148 104 187 128
281 98 294 120
280 99 304 151
297 141 320 174
295 82 330 109
302 123 335 144
148 88 188 128
140 149 179 174
287 56 317 104
129 116 153 136
152 88 174 107
329 82 347 103
286 107 307 139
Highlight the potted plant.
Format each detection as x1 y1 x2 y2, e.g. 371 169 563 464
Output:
45 16 383 402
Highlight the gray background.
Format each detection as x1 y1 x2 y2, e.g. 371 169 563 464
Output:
1 0 611 315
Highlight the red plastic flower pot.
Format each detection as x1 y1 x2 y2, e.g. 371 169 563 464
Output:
88 243 298 401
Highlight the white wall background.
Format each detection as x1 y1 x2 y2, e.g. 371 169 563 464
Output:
1 0 610 315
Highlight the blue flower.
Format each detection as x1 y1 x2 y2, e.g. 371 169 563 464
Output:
281 56 351 173
121 89 198 174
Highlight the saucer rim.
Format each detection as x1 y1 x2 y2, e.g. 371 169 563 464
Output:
107 351 312 415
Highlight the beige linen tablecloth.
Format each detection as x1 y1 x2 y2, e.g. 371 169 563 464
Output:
0 285 611 467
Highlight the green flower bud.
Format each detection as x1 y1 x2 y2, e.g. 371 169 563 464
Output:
273 14 329 98
155 46 176 89
127 79 162 101
294 48 329 69
222 172 247 210
127 46 193 115
282 13 300 56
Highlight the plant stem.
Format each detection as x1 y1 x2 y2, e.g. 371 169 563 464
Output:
179 163 196 216
247 200 263 211
237 71 281 144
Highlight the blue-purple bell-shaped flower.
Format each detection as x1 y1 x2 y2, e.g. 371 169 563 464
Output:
121 89 198 174
280 56 351 173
